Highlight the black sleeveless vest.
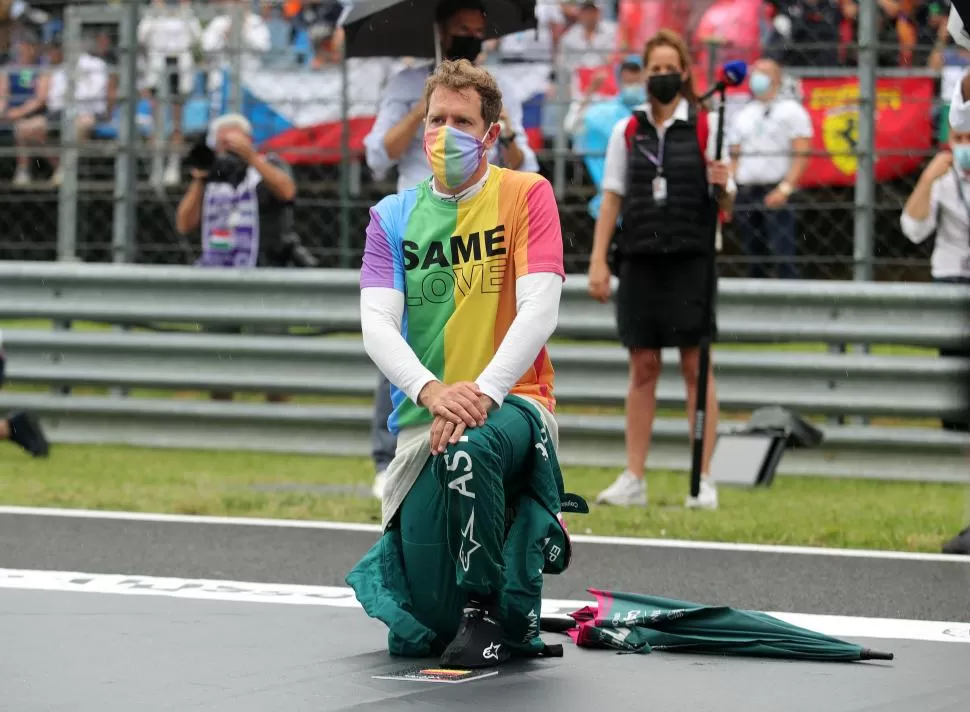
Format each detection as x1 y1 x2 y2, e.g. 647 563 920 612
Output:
618 105 714 257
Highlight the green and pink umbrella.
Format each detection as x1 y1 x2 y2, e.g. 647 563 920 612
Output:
541 589 894 662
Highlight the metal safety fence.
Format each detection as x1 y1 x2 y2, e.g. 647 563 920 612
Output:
0 0 959 281
0 260 968 482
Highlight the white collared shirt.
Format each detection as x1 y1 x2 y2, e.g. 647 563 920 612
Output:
727 96 813 186
558 18 618 71
900 167 970 279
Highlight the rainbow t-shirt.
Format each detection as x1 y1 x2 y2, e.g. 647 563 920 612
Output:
360 166 565 434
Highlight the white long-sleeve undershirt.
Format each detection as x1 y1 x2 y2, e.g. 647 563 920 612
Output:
360 271 562 409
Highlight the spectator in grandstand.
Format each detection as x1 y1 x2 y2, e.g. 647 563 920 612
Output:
0 32 50 187
586 29 734 510
558 1 618 72
764 0 843 67
176 113 300 402
306 16 343 70
362 0 540 500
44 34 110 186
201 0 271 109
568 55 644 219
899 131 970 432
1 0 51 64
0 336 49 457
494 0 566 63
839 0 904 66
727 56 811 279
928 5 970 80
0 1 13 64
138 0 203 187
93 30 117 66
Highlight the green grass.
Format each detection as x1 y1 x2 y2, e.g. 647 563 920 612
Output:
0 443 963 553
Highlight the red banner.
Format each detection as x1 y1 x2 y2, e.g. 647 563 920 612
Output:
798 77 934 188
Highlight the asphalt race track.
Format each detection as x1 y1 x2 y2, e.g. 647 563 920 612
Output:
2 507 968 712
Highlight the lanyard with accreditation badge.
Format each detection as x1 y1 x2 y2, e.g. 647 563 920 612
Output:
638 132 668 205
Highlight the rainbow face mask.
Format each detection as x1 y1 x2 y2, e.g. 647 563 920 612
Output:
423 124 491 191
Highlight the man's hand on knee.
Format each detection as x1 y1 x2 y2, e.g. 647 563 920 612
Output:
428 393 495 455
419 380 489 429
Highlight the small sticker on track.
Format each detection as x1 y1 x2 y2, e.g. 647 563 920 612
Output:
373 666 499 684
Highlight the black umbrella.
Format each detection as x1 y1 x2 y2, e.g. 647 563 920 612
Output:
339 0 538 59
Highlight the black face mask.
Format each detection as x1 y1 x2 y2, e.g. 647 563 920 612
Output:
446 34 483 62
647 72 683 105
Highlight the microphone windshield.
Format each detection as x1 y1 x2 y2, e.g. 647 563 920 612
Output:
721 60 748 87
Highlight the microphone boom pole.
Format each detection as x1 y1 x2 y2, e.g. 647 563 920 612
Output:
688 74 730 503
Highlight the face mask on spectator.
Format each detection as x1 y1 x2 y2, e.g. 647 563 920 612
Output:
423 124 491 190
647 72 682 105
750 71 772 97
446 35 483 63
953 144 970 171
619 84 646 107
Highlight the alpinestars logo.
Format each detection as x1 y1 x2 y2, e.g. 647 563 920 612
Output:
523 608 539 642
482 642 502 660
458 509 481 572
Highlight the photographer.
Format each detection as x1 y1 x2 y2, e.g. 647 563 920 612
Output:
176 113 298 269
176 113 304 402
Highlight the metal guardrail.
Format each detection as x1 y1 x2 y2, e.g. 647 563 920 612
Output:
2 329 968 421
2 261 970 346
0 261 968 483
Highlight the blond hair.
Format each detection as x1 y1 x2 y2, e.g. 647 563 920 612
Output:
642 29 699 107
422 59 503 126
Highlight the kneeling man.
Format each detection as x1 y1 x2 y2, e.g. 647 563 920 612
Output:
346 59 580 668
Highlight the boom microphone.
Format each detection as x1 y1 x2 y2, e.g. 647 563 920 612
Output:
688 58 745 506
698 60 748 102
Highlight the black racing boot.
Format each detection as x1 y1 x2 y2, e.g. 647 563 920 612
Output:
439 598 510 669
942 526 970 555
8 411 50 458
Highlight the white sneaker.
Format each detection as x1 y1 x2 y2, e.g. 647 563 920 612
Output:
685 479 718 510
371 470 387 499
12 167 30 187
595 470 647 506
163 156 181 186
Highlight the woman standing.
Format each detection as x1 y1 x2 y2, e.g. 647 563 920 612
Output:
586 29 734 510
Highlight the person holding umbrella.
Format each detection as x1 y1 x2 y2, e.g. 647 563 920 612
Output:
586 29 735 510
357 0 540 499
361 0 538 192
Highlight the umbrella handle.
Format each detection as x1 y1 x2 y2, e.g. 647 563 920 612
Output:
861 649 894 661
539 616 578 634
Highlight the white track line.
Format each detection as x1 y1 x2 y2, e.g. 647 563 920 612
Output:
1 568 967 645
0 505 966 563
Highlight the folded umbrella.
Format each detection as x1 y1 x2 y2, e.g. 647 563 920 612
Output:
541 589 894 662
340 0 538 59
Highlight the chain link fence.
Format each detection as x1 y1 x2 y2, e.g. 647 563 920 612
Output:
0 0 958 281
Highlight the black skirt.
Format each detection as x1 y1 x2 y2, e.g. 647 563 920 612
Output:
614 253 717 350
